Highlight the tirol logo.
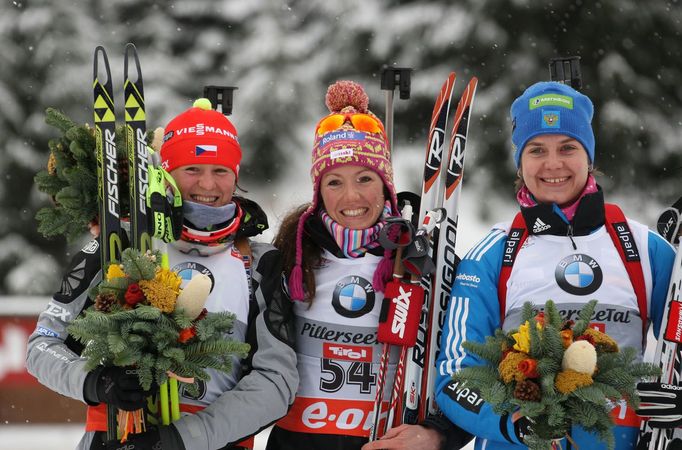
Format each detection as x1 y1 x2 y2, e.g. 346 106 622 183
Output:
555 254 603 295
332 275 375 318
172 262 215 293
542 111 560 128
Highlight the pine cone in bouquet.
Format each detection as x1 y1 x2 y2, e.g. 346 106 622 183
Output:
514 380 541 402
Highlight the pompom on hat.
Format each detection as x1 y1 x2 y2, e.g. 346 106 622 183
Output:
160 98 242 176
288 80 398 301
510 81 595 168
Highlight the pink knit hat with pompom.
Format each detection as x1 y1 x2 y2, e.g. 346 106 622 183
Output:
288 80 398 301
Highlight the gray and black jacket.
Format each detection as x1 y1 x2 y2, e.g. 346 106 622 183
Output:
26 197 298 450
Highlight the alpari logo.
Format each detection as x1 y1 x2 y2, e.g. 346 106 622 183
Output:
391 286 413 339
332 276 375 318
455 273 480 284
555 254 603 295
172 262 215 293
532 218 551 233
444 379 484 413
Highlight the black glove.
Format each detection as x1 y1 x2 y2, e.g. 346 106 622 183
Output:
84 366 151 411
636 382 682 428
513 416 533 442
104 425 185 450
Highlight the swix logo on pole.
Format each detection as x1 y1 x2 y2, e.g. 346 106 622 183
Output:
391 286 413 339
104 129 119 218
378 282 424 346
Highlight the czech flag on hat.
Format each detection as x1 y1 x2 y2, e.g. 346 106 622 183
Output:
161 99 242 177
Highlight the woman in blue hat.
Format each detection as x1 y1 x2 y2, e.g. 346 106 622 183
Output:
433 81 676 449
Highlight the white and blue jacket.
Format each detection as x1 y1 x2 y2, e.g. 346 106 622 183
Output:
435 191 676 450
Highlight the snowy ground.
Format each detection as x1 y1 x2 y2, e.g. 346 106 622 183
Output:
1 424 478 450
1 424 273 450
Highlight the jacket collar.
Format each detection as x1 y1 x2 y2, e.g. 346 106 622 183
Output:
304 211 384 258
520 187 605 237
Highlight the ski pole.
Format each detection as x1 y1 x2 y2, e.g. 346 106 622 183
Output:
370 202 416 441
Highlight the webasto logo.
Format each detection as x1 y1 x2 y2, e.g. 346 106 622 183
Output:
456 273 480 283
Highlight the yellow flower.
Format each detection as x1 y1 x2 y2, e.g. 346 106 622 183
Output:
155 268 182 295
512 321 531 353
106 264 126 281
139 279 177 313
498 351 529 383
555 369 593 394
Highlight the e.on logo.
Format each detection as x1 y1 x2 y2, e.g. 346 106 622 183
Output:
301 399 382 436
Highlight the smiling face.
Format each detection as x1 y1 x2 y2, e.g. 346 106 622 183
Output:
170 164 236 207
319 165 386 229
520 134 590 207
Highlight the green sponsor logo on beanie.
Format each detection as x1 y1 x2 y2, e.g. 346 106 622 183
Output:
529 94 574 110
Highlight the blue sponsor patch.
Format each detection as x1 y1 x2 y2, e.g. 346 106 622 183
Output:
37 326 59 337
320 130 366 147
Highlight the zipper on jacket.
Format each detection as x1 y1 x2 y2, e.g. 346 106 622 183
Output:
567 224 577 250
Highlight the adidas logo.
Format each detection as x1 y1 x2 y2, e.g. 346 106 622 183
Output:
532 218 551 233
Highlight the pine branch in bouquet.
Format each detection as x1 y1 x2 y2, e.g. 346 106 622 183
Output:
35 108 132 241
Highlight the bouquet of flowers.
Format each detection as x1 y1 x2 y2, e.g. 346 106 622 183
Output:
454 300 659 450
68 248 250 438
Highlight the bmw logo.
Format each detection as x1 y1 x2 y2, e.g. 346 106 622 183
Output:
172 262 215 293
332 275 375 318
555 254 603 295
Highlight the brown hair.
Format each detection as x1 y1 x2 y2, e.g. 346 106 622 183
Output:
274 203 322 302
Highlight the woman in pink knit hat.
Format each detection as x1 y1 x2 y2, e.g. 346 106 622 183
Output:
266 81 470 450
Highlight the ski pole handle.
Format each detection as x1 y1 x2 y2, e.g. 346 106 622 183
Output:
549 56 582 90
380 67 412 155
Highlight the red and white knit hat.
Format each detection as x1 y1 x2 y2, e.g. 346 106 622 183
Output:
160 98 242 176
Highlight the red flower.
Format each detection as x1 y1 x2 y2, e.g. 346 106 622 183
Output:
178 327 197 343
517 358 540 378
124 283 145 306
534 311 545 326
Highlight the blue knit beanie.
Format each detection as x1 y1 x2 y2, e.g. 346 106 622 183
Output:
510 81 594 168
